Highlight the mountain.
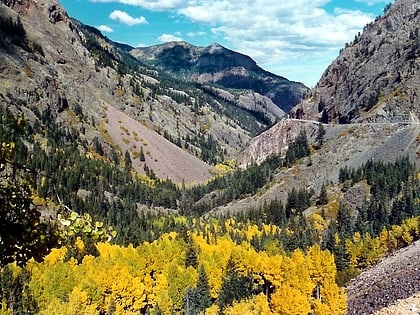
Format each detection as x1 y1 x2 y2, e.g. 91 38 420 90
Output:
0 0 419 313
0 0 303 183
239 0 419 170
291 0 419 123
130 41 308 113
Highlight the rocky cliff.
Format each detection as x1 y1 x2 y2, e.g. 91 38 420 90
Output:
292 0 419 124
239 0 419 171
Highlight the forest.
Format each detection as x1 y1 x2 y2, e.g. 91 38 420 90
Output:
1 106 420 314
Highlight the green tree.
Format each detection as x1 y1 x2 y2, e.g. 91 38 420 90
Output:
318 183 328 205
185 265 212 314
124 150 132 171
0 142 58 267
316 123 326 146
139 146 145 162
217 257 257 309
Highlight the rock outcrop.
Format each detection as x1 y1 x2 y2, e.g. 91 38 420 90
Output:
347 240 420 315
292 0 419 124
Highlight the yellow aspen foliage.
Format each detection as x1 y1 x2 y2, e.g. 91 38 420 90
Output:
345 232 363 268
260 253 284 288
39 287 97 315
270 284 311 315
346 232 385 269
41 247 67 266
75 237 85 251
0 302 11 315
9 223 349 315
204 304 220 315
193 233 234 296
378 228 393 253
314 278 346 315
29 260 78 310
310 213 326 237
262 237 285 256
306 245 337 285
166 263 197 311
285 249 314 297
224 293 273 315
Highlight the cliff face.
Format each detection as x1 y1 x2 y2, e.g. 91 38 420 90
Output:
292 0 419 123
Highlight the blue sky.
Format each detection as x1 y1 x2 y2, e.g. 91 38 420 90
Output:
59 0 390 87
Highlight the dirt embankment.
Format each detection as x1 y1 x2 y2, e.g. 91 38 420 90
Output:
346 240 420 315
105 105 212 184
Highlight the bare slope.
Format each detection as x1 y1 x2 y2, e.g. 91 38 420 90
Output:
214 120 420 216
105 106 212 183
347 240 420 315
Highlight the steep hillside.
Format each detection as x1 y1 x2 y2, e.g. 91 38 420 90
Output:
347 240 420 314
238 0 419 177
291 0 419 123
219 120 420 216
105 105 211 182
0 0 291 183
130 41 308 113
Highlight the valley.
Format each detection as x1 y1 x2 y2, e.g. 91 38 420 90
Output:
0 0 419 314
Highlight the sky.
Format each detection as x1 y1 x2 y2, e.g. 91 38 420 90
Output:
59 0 390 87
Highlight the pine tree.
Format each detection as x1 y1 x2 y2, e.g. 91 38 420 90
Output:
217 257 256 309
185 265 212 314
124 150 132 171
318 183 328 205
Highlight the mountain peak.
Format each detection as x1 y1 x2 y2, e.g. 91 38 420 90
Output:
208 42 224 53
131 41 308 112
291 0 419 124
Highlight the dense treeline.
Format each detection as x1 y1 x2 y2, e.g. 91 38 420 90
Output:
182 130 310 215
0 221 347 315
338 157 419 234
2 107 420 313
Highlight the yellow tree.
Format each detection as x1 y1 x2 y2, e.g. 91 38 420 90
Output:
270 284 311 315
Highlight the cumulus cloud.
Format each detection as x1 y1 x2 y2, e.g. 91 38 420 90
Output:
187 31 206 37
91 0 378 85
354 0 388 5
158 33 183 42
109 10 148 25
91 0 186 11
97 25 114 33
178 1 373 63
93 1 374 63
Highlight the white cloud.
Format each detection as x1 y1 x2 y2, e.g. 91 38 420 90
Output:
91 0 378 86
354 0 387 5
91 0 186 11
109 10 148 25
158 33 183 42
97 25 114 33
187 31 206 37
178 1 373 66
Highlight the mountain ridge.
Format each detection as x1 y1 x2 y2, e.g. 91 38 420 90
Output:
290 0 419 124
130 41 308 113
0 0 300 183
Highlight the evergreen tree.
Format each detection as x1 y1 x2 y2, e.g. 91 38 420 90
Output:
124 150 132 171
185 265 212 314
316 123 326 145
217 257 257 309
139 146 145 162
318 183 328 205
